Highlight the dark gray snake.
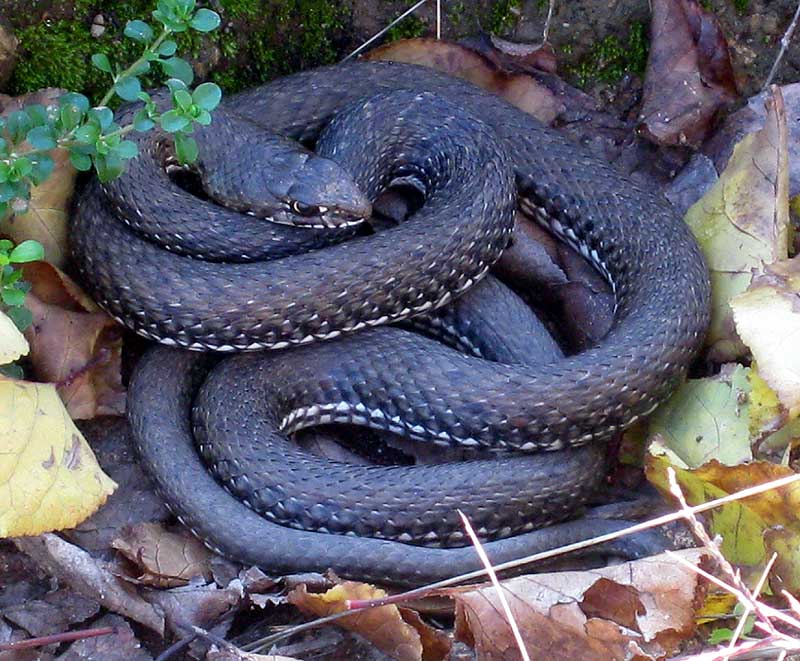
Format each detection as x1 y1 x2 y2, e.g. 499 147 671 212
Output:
71 61 711 586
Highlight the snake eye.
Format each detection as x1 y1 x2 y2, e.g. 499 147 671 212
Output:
290 200 320 217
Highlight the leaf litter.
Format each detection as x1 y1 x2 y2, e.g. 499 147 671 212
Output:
4 3 800 659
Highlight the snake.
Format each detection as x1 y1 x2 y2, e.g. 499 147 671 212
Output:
70 61 711 586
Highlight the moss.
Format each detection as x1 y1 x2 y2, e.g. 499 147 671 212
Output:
385 15 428 43
569 21 649 88
483 0 522 34
11 0 351 100
731 0 749 13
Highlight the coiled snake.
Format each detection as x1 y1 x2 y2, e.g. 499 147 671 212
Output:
71 61 711 586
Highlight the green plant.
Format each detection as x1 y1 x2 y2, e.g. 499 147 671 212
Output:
0 239 43 331
0 0 223 333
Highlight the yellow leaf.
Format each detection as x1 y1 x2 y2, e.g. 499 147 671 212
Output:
0 378 116 536
732 256 800 418
0 310 29 364
684 87 789 361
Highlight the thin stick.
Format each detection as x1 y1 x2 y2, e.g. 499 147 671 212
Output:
0 627 115 651
763 1 800 90
342 0 429 61
459 510 530 661
541 0 555 45
436 0 441 39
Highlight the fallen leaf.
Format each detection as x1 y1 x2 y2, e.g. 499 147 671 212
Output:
288 581 450 661
13 533 164 634
450 549 708 660
145 578 243 638
646 456 800 585
112 522 214 588
0 378 116 536
646 363 754 469
731 257 800 418
0 309 29 365
22 261 125 419
207 652 301 661
2 589 99 637
367 38 562 124
0 88 76 268
639 0 738 147
684 87 789 361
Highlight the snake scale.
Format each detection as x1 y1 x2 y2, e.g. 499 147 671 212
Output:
71 61 711 586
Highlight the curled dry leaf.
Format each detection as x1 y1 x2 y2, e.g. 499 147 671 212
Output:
0 309 29 364
450 549 708 661
207 652 301 661
22 261 125 419
288 581 450 661
0 377 116 537
731 256 800 418
112 522 214 588
646 456 800 588
639 0 738 147
0 88 76 268
366 38 562 124
684 87 789 362
13 533 164 634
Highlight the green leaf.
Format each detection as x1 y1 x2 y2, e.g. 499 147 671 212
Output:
113 140 138 160
1 287 25 307
74 123 101 145
59 92 90 115
173 132 198 164
59 103 84 132
129 59 151 76
91 53 113 73
172 89 192 110
69 151 93 171
0 182 16 203
25 126 56 151
0 240 12 254
115 76 142 102
24 104 49 127
89 106 114 131
11 157 32 180
133 110 155 132
192 82 221 111
0 162 10 184
5 304 32 332
0 138 6 156
94 152 125 182
161 57 193 85
189 8 220 32
28 154 54 185
9 240 44 263
157 39 177 56
0 362 24 379
193 109 212 126
159 109 190 133
7 111 31 144
124 19 154 42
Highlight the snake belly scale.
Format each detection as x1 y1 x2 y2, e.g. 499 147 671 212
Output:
71 61 711 586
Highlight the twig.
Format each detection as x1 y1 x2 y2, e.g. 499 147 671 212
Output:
763 1 800 90
540 0 555 46
342 0 429 61
0 627 115 651
436 0 441 40
459 510 530 661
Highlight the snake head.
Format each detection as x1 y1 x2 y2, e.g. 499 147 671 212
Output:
194 121 372 229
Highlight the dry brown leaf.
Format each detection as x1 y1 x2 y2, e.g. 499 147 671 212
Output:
112 522 214 588
288 581 450 661
639 0 738 147
0 88 76 267
450 549 708 660
366 38 562 124
13 533 164 634
22 261 124 419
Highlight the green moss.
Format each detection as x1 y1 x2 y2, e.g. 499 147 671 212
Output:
385 15 428 43
731 0 749 13
11 0 351 100
569 21 649 89
484 0 522 34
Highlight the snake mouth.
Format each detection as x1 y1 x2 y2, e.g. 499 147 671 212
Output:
260 214 367 230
